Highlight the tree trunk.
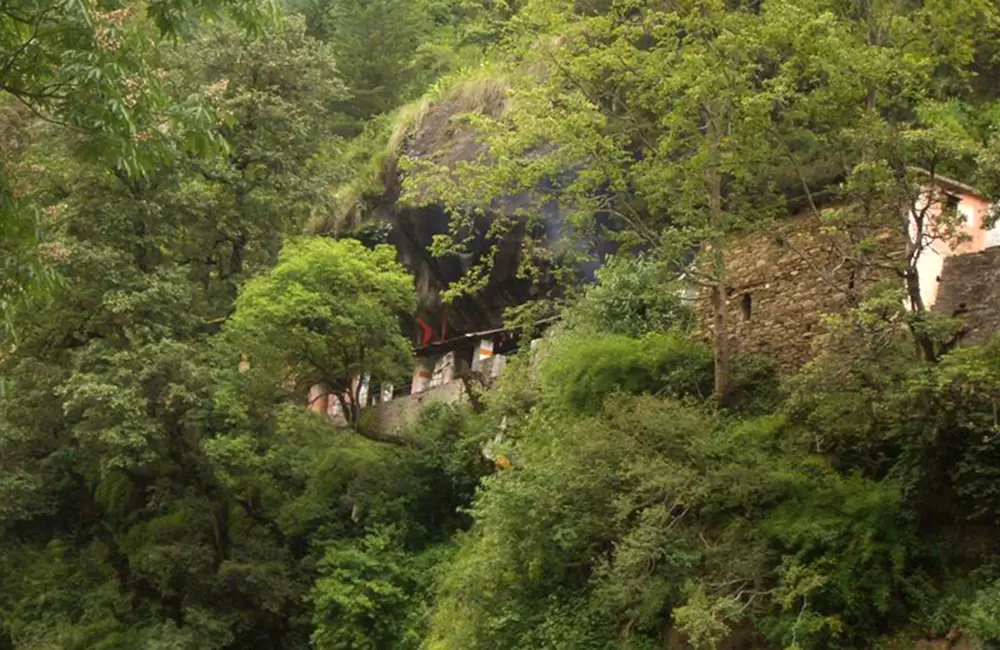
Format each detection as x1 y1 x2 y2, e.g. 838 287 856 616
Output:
74 473 135 600
904 267 939 362
704 103 730 406
336 391 359 428
710 282 730 405
213 501 231 568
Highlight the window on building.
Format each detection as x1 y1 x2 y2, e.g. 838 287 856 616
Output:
944 192 960 217
741 293 752 321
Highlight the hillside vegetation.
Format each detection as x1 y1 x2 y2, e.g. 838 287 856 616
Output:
2 0 1000 649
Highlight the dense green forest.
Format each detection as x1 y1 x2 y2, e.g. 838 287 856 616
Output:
4 0 1000 648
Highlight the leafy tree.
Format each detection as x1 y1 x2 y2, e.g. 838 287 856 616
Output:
562 254 692 338
402 0 873 403
0 2 494 644
0 15 357 647
539 331 713 413
5 1 1000 649
0 102 60 338
226 238 416 436
424 288 960 650
310 528 450 650
794 0 1000 362
428 384 921 649
0 0 272 329
288 0 430 126
289 0 492 129
0 0 269 158
165 15 348 307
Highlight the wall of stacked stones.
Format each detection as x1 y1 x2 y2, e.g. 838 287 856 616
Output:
694 214 904 369
933 247 1000 344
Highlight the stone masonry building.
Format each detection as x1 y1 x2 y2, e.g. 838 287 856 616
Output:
694 177 998 368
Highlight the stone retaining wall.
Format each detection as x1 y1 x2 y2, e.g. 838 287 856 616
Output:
375 380 466 437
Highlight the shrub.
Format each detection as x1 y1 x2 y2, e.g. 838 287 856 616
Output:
540 331 713 413
564 254 693 337
728 352 784 416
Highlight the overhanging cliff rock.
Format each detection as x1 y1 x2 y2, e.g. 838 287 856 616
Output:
311 74 613 339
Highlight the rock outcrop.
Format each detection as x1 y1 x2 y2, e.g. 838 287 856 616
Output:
314 75 612 339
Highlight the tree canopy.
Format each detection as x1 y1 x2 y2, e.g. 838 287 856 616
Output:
2 0 1000 649
226 238 416 433
0 0 274 328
